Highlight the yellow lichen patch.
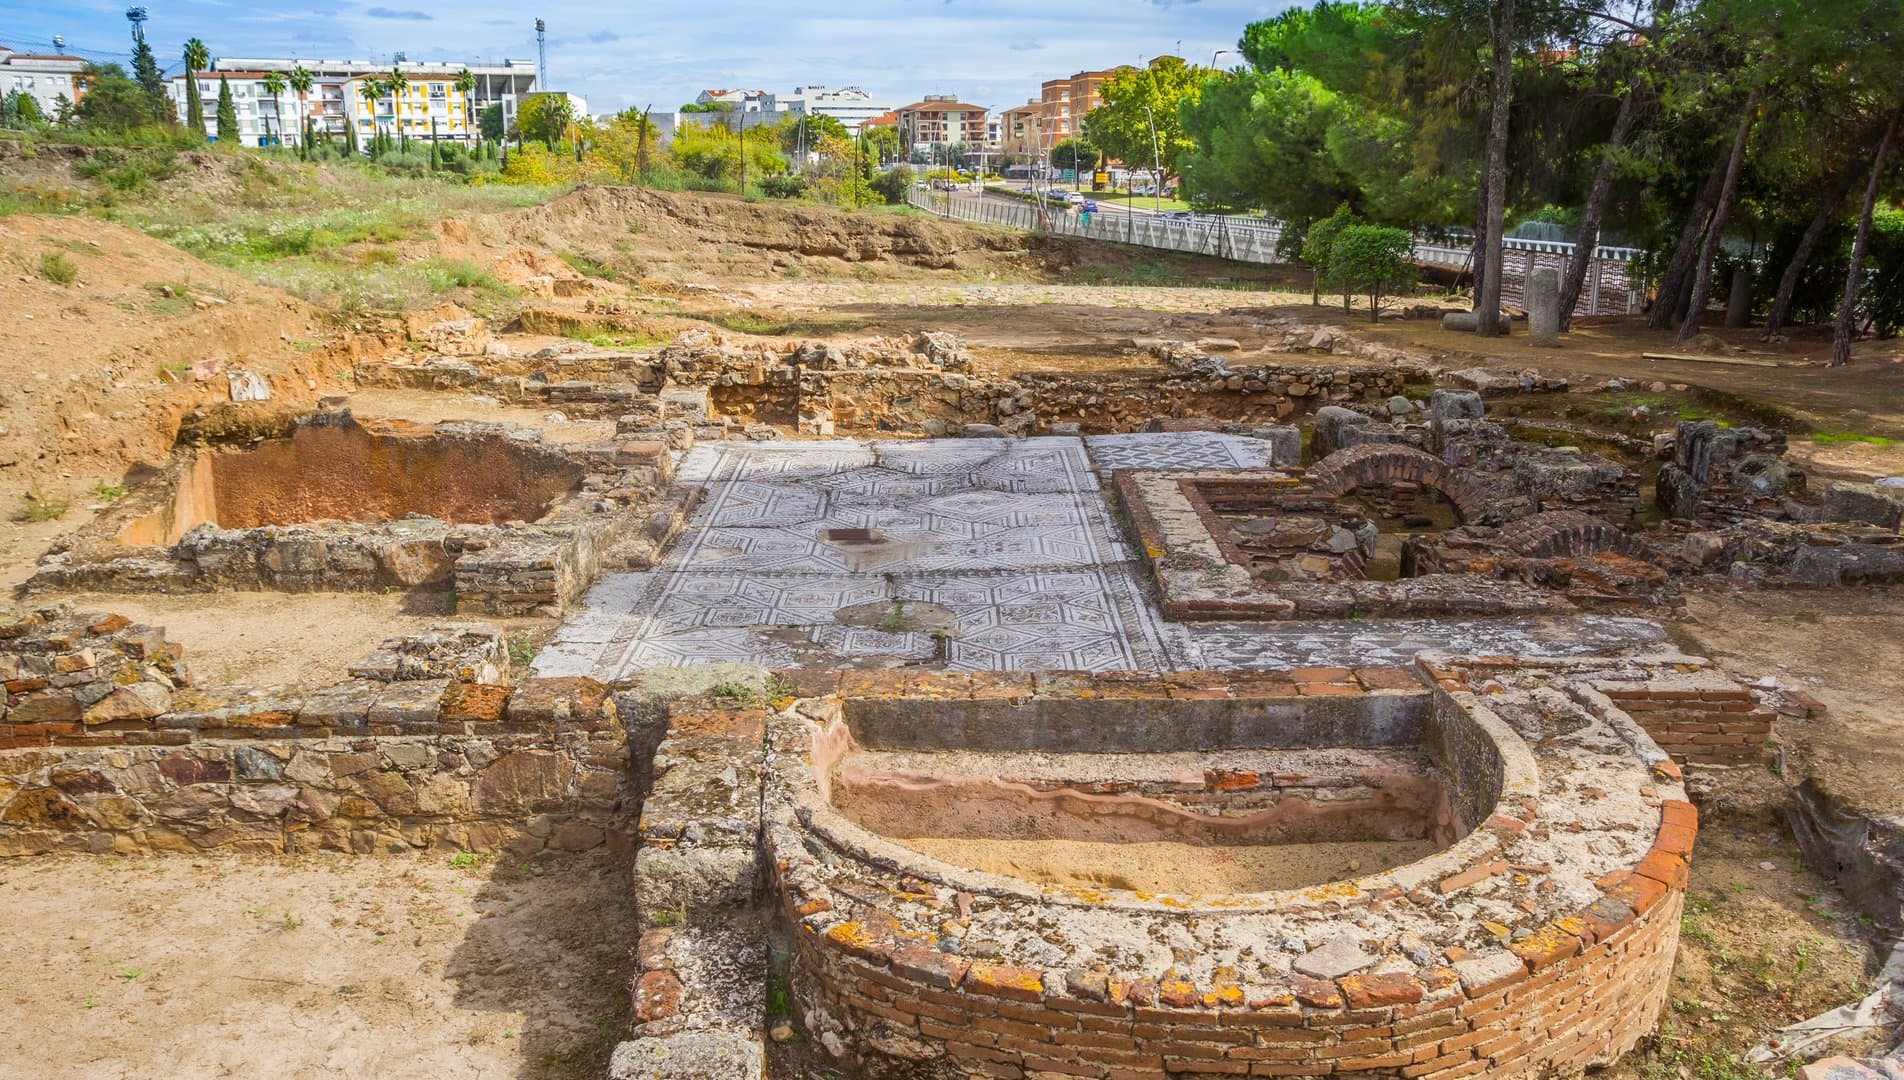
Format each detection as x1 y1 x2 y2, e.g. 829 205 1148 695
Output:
825 920 877 952
1299 880 1364 903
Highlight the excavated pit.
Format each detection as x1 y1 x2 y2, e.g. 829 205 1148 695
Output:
786 683 1496 908
117 419 586 546
828 745 1454 893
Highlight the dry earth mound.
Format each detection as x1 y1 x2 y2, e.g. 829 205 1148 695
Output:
0 214 355 494
494 185 1031 278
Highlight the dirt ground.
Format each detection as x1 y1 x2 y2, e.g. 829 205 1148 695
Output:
0 214 357 498
898 836 1436 894
1605 803 1881 1079
35 591 551 688
0 849 638 1080
1673 587 1904 825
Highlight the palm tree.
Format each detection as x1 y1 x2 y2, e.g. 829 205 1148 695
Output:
182 38 209 140
454 67 476 147
260 71 286 147
288 64 314 153
387 66 408 148
356 77 384 154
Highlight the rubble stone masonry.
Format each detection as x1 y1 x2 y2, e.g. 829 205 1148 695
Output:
0 606 629 856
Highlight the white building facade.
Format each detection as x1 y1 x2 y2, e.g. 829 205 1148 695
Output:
764 86 894 134
0 47 87 118
169 56 536 147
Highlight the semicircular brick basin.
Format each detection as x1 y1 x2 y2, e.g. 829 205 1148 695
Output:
763 665 1694 1079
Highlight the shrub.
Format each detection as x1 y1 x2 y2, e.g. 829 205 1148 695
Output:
869 165 914 206
38 250 77 284
761 174 807 199
1328 223 1416 322
1299 206 1357 307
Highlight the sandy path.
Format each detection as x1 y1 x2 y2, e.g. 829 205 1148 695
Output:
0 851 635 1080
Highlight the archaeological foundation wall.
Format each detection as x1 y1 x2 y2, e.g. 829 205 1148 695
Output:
29 415 686 616
611 659 1708 1080
0 607 629 857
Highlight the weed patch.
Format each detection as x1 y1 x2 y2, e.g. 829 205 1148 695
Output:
37 250 77 285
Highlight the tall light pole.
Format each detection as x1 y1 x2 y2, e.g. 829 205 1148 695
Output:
1211 48 1233 69
535 19 548 89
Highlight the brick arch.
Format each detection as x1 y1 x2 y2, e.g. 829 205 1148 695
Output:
1304 444 1491 524
1495 510 1664 563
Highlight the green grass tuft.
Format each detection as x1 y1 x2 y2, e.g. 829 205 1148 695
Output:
37 250 77 285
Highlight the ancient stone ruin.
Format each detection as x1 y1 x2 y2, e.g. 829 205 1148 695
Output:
7 314 1902 1080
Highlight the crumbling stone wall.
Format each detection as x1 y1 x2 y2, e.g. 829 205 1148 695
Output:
1657 421 1801 525
30 417 682 616
1586 670 1773 767
0 607 629 856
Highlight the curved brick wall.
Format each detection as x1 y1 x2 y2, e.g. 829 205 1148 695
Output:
761 666 1695 1079
1303 444 1492 525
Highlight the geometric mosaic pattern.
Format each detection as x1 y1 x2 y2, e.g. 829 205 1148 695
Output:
1180 615 1668 671
532 436 1665 679
1084 432 1277 473
534 438 1178 676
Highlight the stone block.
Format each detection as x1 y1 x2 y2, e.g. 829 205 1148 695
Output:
607 1031 763 1080
1823 482 1904 531
632 844 759 912
506 677 616 728
1527 267 1560 347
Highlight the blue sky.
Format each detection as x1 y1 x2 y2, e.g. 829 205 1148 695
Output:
0 0 1292 115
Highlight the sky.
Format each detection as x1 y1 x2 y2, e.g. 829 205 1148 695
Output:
0 0 1296 116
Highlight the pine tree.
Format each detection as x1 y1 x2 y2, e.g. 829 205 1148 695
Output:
131 39 168 124
215 75 238 143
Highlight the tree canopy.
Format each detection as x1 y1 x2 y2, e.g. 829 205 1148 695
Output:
1172 0 1904 357
1081 56 1207 186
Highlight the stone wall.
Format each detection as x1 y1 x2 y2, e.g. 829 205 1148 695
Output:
0 606 629 856
776 884 1684 1080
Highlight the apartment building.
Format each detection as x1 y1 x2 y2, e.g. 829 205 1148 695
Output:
998 66 1132 159
894 95 988 149
169 56 536 146
0 46 88 117
765 85 895 134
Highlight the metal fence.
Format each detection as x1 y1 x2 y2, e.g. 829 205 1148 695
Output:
909 190 1644 317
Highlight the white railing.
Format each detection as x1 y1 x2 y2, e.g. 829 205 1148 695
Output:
909 189 1643 316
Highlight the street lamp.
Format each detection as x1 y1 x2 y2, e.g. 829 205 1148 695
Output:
1211 48 1233 69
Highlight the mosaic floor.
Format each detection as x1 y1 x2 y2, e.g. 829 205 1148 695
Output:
1082 432 1279 472
536 438 1182 677
533 435 1668 678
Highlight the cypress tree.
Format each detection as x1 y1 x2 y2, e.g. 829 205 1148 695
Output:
215 75 238 143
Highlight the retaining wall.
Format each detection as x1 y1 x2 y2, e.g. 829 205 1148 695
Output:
0 606 629 856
